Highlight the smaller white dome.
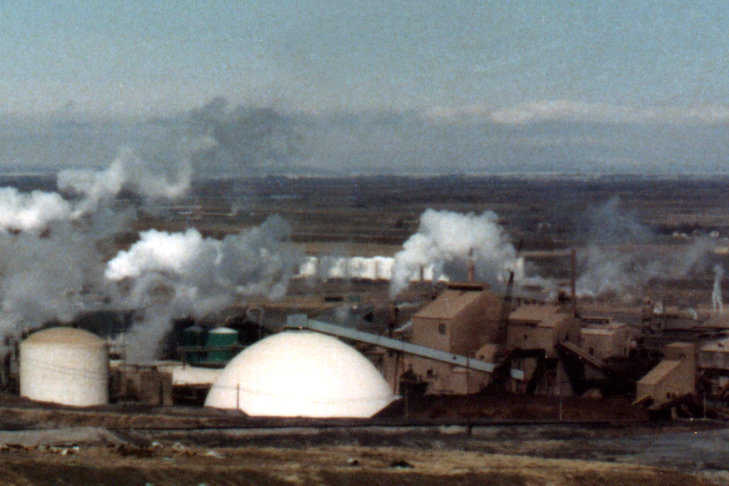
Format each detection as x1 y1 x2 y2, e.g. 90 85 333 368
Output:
205 331 395 418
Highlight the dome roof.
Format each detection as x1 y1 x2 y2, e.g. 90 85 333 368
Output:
205 331 395 418
24 327 105 346
209 326 237 334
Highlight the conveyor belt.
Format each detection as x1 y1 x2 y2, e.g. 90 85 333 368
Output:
286 314 496 373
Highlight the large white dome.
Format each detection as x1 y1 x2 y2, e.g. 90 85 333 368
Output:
204 331 395 418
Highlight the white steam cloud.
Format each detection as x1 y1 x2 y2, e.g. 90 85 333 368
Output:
58 146 191 215
0 146 190 235
0 189 72 232
0 147 191 347
0 101 306 364
713 264 724 313
390 209 523 296
106 216 303 362
577 198 715 298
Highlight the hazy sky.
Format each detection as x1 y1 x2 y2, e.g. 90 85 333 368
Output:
2 1 729 174
2 1 726 116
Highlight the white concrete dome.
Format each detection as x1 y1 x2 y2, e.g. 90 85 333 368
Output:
20 327 108 407
204 331 395 417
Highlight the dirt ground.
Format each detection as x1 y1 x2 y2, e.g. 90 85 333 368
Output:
0 441 721 486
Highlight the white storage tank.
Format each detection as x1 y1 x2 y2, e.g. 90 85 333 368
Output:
20 327 109 407
205 331 395 418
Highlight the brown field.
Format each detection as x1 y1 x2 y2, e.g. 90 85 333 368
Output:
0 443 721 486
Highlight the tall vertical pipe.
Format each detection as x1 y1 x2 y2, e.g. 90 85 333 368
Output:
571 248 577 317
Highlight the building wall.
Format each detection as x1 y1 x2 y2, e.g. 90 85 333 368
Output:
636 342 696 407
449 292 503 355
411 317 451 352
507 324 556 354
404 355 490 395
507 313 579 358
581 326 630 360
699 348 729 371
411 290 503 355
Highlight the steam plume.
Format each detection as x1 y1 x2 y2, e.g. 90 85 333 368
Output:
58 146 191 215
0 146 190 343
0 189 72 232
390 209 522 296
188 98 299 173
106 216 303 362
713 264 724 313
577 197 715 298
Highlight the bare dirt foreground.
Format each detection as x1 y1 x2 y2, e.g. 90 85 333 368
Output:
0 401 723 484
0 441 721 486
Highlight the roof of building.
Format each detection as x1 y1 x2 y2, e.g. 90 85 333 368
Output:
638 359 681 386
509 304 569 328
23 327 104 346
414 288 495 320
581 327 614 336
581 322 626 336
700 338 729 353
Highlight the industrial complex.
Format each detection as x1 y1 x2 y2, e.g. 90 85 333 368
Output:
7 251 729 424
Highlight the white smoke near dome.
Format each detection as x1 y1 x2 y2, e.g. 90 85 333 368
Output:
106 216 304 362
0 146 192 347
390 209 524 296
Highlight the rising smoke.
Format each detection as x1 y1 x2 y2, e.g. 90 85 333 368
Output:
187 97 300 175
389 209 525 296
0 189 72 232
106 216 303 362
713 264 724 313
0 119 303 362
576 197 715 298
57 147 191 215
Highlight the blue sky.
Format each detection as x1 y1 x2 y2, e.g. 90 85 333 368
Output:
1 1 729 174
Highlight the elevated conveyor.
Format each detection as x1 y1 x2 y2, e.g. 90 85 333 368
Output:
558 341 608 371
286 314 496 373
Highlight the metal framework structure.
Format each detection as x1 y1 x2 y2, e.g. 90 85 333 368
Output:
285 314 496 373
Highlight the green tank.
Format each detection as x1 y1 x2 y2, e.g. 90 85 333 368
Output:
182 325 205 364
206 327 239 362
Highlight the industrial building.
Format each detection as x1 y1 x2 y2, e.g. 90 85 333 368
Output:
9 263 729 423
401 282 502 395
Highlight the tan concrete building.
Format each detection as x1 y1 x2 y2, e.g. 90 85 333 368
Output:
697 338 729 398
698 338 729 371
506 303 580 357
635 342 695 409
580 322 630 360
403 282 503 395
410 282 503 354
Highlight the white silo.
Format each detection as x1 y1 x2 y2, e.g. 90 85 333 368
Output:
20 327 108 407
205 331 395 418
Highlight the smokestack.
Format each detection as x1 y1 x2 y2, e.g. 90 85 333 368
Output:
467 248 475 282
419 265 425 282
571 248 577 317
